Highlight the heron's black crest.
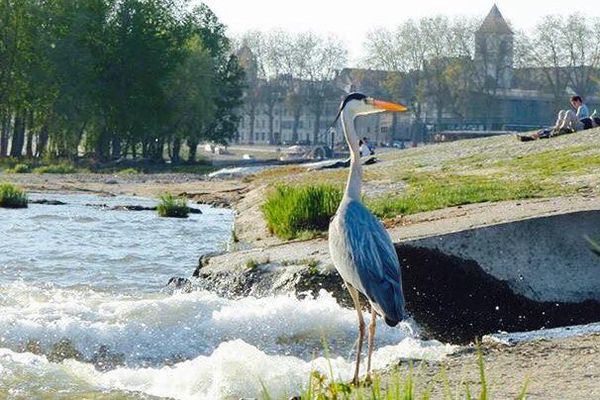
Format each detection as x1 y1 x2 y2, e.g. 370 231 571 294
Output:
330 92 368 127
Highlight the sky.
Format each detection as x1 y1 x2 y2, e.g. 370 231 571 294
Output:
196 0 600 66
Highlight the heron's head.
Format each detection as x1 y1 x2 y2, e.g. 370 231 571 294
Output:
333 92 408 124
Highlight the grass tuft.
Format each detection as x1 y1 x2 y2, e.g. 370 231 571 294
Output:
261 184 342 240
0 183 28 208
157 193 189 218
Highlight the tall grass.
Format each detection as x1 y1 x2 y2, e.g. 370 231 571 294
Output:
157 193 189 218
0 183 28 208
289 343 529 400
261 184 343 240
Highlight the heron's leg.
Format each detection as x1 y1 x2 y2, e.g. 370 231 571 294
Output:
367 306 377 379
346 284 365 385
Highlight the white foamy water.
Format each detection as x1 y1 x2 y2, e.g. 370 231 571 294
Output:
0 284 454 399
0 193 456 399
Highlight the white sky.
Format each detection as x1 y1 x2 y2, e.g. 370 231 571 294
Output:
196 0 600 66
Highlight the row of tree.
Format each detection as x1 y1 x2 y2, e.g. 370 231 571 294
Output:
238 13 600 143
0 0 244 162
236 30 347 145
364 14 600 130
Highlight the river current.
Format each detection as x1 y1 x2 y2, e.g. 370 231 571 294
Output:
0 193 454 399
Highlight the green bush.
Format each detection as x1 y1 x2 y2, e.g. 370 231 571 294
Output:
7 163 31 173
33 163 78 174
157 193 189 218
0 183 28 208
261 184 342 240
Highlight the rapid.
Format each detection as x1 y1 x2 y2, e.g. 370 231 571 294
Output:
0 193 454 399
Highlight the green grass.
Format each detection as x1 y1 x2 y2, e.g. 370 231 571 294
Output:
366 172 566 219
263 343 529 399
0 183 28 208
262 184 343 240
495 145 600 178
157 193 189 218
33 162 80 174
115 167 140 175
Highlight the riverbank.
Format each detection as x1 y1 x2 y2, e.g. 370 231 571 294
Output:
382 330 599 399
2 130 600 398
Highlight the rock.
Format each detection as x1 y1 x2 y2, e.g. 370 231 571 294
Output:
28 199 67 205
111 205 156 211
90 345 125 371
47 339 84 363
186 209 600 344
166 277 192 293
22 339 43 355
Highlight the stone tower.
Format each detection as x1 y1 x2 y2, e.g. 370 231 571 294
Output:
474 4 514 90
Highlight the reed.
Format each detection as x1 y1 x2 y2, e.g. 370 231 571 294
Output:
261 184 342 240
157 193 189 218
0 183 28 208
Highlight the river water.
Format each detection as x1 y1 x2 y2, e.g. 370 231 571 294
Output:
0 193 454 399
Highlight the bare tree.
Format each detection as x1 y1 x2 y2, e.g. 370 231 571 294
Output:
300 33 347 144
517 16 571 111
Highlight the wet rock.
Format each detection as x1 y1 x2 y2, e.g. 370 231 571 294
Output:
193 252 225 277
47 339 84 363
28 199 67 205
90 345 125 371
22 339 43 355
166 276 192 293
191 261 352 307
87 204 202 214
111 205 156 211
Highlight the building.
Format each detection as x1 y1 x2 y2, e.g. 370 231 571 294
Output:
235 5 599 146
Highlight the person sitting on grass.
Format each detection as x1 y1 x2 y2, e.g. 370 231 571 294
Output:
519 95 594 142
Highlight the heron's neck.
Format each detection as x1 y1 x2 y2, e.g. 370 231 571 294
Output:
342 110 362 201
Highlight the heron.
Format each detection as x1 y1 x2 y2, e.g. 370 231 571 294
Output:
328 92 408 385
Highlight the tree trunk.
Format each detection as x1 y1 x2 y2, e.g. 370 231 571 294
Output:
10 110 25 158
292 112 301 143
0 112 9 157
36 123 49 158
95 127 110 161
312 111 321 145
25 110 34 158
171 137 181 163
248 113 255 144
130 141 137 159
187 139 198 162
267 103 275 144
111 137 121 160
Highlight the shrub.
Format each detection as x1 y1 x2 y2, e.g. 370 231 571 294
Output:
0 183 28 208
261 184 342 240
8 163 31 173
157 193 189 218
33 163 78 174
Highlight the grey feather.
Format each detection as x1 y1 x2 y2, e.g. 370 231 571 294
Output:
329 199 405 325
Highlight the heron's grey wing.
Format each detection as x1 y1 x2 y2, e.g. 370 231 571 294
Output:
341 200 405 323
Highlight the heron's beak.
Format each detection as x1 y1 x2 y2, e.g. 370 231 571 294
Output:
373 99 408 112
